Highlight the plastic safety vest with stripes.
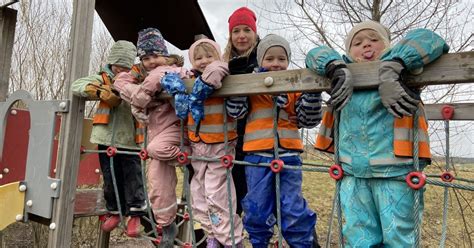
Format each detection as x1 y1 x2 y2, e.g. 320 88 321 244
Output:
92 72 145 144
188 97 237 144
314 106 431 160
243 94 303 152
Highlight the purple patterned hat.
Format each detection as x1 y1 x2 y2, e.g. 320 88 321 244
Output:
137 28 169 58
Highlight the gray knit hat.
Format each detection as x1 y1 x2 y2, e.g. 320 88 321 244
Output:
257 34 291 66
345 20 391 54
106 40 137 69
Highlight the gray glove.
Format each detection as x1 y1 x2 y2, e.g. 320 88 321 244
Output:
325 61 353 111
378 60 421 118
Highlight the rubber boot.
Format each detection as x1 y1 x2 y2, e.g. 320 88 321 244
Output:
126 216 141 237
312 229 321 248
101 214 121 232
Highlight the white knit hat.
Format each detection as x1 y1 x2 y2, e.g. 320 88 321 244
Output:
345 20 391 54
256 34 291 66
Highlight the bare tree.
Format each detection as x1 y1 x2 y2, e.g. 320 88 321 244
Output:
4 0 114 246
9 0 113 102
9 0 72 100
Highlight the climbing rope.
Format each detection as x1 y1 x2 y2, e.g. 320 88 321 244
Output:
440 106 451 248
74 98 474 248
412 108 422 248
272 97 283 248
223 99 237 248
179 119 197 247
324 110 343 248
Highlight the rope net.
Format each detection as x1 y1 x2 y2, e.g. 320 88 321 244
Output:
80 103 474 248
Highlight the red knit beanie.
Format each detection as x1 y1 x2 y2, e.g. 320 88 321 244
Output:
228 7 257 33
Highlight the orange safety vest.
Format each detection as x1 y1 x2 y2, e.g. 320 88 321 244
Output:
92 72 145 144
314 106 431 159
187 97 237 144
243 94 303 152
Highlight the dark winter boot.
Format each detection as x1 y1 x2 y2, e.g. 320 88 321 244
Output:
312 229 321 248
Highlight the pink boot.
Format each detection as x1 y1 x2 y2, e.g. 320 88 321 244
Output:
126 216 141 237
101 214 121 232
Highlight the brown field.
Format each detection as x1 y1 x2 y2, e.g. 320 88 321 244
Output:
1 162 473 247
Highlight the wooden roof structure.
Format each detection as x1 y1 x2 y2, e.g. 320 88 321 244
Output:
95 0 214 49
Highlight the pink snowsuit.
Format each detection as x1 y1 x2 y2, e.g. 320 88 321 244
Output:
190 141 243 245
114 64 189 226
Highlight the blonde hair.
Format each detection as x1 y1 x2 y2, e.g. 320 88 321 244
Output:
166 54 185 67
222 35 259 62
193 43 220 61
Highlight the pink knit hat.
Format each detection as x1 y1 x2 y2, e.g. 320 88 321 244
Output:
188 38 222 65
228 7 257 33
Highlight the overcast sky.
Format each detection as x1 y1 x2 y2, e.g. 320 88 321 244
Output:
167 0 260 66
177 0 474 158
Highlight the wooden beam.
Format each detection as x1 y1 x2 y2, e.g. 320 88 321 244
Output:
48 0 95 247
319 103 474 121
168 51 474 98
0 7 16 102
424 103 474 121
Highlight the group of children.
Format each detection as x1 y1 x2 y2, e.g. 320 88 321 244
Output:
72 6 448 248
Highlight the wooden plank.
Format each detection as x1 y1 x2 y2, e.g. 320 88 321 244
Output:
73 189 107 217
0 7 16 102
424 103 474 121
48 0 95 247
319 103 474 121
165 51 474 98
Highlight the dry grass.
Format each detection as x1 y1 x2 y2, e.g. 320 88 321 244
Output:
175 162 474 247
1 164 472 247
302 162 474 248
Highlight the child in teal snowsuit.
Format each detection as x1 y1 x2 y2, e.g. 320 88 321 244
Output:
306 20 449 247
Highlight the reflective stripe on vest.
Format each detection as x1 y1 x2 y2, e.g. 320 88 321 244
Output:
92 73 113 125
314 110 335 152
400 40 431 65
393 108 431 159
314 107 431 159
188 97 237 144
92 102 112 124
243 95 303 152
92 71 145 144
135 122 145 144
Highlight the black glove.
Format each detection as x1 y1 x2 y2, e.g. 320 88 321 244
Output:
228 56 257 75
325 61 353 111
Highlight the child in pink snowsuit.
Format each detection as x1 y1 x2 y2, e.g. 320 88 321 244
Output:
113 28 188 246
185 39 244 247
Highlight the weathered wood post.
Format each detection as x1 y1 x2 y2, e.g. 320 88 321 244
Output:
0 6 16 101
48 0 95 247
